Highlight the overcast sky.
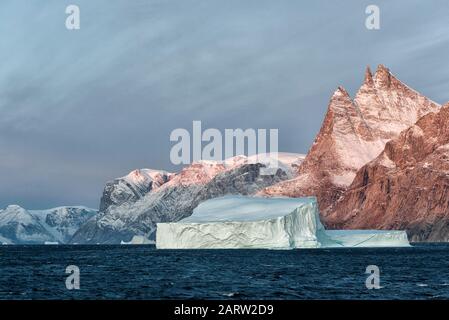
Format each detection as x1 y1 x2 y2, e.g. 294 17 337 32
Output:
1 0 449 209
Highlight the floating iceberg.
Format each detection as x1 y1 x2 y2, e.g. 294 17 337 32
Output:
156 196 410 249
44 241 59 245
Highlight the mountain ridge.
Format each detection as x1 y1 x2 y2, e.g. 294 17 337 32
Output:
259 64 440 214
1 64 446 244
325 104 449 241
0 205 97 244
71 153 305 244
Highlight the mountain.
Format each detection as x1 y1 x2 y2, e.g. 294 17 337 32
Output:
99 169 173 212
325 104 449 241
0 205 51 244
260 65 440 213
5 64 445 244
71 153 305 244
0 205 97 244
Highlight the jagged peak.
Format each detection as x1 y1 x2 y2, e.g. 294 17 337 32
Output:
376 64 389 72
332 86 351 98
355 66 375 98
374 64 393 88
373 65 440 107
327 86 355 118
364 66 374 85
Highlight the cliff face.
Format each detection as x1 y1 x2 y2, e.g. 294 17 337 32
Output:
260 65 440 213
99 169 173 212
326 105 449 241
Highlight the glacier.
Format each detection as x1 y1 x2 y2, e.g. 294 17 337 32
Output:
156 196 410 249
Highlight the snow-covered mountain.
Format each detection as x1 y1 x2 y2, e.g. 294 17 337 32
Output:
0 205 97 244
71 153 305 244
260 65 440 213
5 65 447 244
100 169 173 212
0 205 51 244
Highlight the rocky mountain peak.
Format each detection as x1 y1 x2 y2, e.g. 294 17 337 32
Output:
326 102 449 241
331 86 351 100
327 86 362 136
99 168 172 212
261 65 440 214
364 66 374 85
356 66 376 97
374 64 392 88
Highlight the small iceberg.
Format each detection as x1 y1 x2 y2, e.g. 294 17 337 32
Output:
44 241 59 245
156 196 410 249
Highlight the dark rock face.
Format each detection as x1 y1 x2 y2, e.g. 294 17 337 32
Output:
68 218 132 245
99 169 172 212
45 207 94 228
71 164 289 244
407 217 449 242
0 220 52 244
44 207 97 243
99 180 151 212
326 105 449 241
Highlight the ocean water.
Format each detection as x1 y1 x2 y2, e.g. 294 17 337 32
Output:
1 244 449 300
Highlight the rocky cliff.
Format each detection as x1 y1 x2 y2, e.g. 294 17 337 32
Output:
326 104 449 241
260 65 440 214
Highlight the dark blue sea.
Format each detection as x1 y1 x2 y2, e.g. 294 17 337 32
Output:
1 244 448 300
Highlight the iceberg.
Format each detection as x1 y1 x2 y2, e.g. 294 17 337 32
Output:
156 196 410 249
44 241 59 245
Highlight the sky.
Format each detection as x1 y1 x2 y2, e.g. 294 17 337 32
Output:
1 0 449 209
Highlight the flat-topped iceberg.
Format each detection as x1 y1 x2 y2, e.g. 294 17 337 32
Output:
156 196 410 249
